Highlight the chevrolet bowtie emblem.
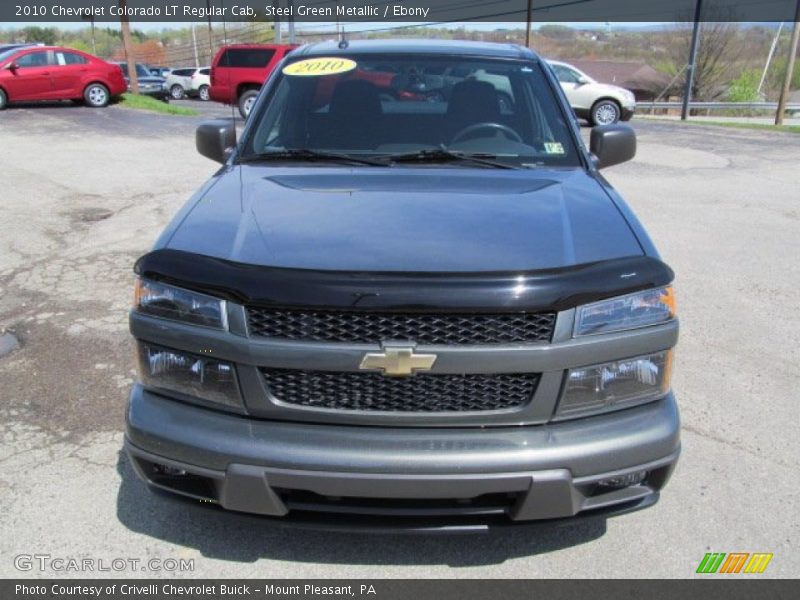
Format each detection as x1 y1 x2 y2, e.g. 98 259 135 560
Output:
359 345 437 377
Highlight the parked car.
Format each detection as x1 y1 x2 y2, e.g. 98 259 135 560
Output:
547 59 636 126
164 67 195 99
0 43 42 53
209 43 297 117
126 40 680 528
190 67 211 101
114 62 169 102
166 66 211 101
149 66 171 77
0 45 126 109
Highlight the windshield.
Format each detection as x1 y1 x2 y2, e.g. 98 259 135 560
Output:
0 48 21 63
244 54 581 168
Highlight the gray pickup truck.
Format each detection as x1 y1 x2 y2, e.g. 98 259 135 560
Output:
125 40 679 530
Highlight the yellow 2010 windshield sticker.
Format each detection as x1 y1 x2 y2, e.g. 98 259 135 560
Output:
283 58 357 77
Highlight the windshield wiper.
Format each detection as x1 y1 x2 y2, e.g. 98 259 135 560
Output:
380 146 522 170
239 149 388 167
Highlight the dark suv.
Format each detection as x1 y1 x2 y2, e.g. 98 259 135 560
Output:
126 40 680 529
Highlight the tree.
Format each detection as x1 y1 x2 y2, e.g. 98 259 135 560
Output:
20 26 58 45
663 22 743 100
727 69 761 102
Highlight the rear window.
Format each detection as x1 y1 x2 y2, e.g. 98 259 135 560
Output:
172 68 194 76
56 52 88 66
199 68 210 75
219 48 276 68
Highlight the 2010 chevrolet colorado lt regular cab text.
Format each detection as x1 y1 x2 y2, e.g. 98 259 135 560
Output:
125 40 680 530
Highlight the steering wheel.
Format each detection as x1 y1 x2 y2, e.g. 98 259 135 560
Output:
452 122 522 144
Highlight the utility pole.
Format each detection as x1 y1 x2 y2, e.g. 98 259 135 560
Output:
776 1 800 125
759 21 784 95
206 0 214 58
525 0 533 48
335 0 341 41
81 14 97 55
274 0 282 43
681 0 703 121
287 0 296 44
118 0 138 94
191 24 200 67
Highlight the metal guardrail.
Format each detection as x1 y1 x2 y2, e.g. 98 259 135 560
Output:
637 101 800 112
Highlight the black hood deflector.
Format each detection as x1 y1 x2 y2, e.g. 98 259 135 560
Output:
134 249 673 312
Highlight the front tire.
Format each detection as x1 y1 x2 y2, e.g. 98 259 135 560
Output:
198 85 210 101
0 88 7 110
170 84 185 100
238 89 259 119
590 99 621 126
84 83 110 108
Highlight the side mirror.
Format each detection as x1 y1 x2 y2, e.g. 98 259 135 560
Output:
576 76 589 86
6 62 19 72
590 123 636 169
196 119 236 164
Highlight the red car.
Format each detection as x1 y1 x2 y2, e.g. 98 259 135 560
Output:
0 46 126 110
209 43 297 118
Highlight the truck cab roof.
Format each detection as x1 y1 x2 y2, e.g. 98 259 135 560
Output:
295 39 540 61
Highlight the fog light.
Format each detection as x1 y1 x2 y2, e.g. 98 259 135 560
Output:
597 470 648 488
136 342 242 410
154 464 187 477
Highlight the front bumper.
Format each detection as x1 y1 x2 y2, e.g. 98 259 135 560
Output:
125 384 680 526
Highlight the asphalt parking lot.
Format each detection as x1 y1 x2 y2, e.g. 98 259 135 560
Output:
0 100 798 578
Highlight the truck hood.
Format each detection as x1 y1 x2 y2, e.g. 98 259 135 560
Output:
162 165 643 273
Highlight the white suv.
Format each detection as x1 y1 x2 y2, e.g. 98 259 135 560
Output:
165 67 210 101
189 67 211 101
548 60 636 126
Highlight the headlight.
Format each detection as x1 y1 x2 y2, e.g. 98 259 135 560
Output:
555 350 673 420
134 278 227 329
574 286 675 337
137 342 242 409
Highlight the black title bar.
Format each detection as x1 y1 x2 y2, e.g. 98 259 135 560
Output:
3 0 799 23
5 579 800 600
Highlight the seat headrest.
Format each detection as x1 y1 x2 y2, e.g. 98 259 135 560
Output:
447 80 500 124
330 79 382 118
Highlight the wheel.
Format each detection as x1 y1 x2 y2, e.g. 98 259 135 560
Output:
198 85 210 101
590 99 621 126
170 84 185 100
84 83 110 108
238 89 259 119
0 88 7 110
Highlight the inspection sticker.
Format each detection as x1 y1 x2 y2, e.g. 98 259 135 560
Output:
283 58 358 77
544 142 565 155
